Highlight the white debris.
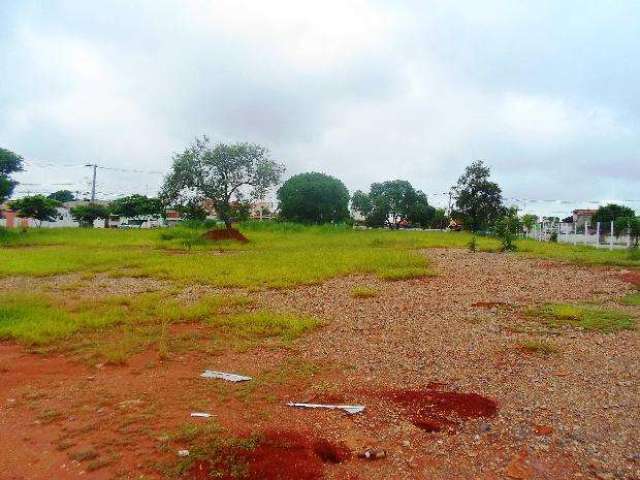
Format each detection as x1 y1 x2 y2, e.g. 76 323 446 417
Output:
177 450 190 457
286 402 365 415
200 370 252 382
190 412 214 418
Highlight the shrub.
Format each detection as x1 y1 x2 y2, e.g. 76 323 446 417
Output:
467 235 477 252
495 212 521 252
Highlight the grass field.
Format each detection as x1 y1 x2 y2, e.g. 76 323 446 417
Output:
2 223 639 285
1 223 638 349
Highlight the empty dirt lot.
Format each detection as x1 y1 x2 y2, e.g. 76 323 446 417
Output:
1 249 639 479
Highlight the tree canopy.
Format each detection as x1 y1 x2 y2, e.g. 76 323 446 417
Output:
454 160 504 231
48 190 76 203
351 180 435 228
277 172 350 223
70 203 110 228
593 204 635 225
9 195 60 226
0 148 24 204
161 137 284 228
110 194 163 219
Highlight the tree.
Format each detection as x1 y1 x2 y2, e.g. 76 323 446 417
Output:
495 207 522 252
454 160 504 231
407 191 436 228
593 204 635 225
277 172 350 223
521 214 538 232
351 180 435 228
70 203 110 227
431 208 447 229
9 195 61 227
48 190 76 203
0 148 24 204
614 216 640 247
110 194 164 219
161 137 284 229
351 190 373 219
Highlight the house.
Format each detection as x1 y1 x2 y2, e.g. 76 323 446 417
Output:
572 209 597 229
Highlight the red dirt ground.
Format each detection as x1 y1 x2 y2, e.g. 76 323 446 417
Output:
620 271 640 289
202 228 249 243
187 430 350 480
385 387 498 433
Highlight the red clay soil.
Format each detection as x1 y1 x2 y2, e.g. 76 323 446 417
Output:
620 271 640 288
188 430 350 480
202 227 249 243
386 387 498 433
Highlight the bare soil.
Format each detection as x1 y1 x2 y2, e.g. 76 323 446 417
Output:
1 249 639 479
202 228 248 243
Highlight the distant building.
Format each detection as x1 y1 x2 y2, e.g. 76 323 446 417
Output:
572 209 597 229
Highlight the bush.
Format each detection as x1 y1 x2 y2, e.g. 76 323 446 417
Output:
467 235 477 252
494 213 521 252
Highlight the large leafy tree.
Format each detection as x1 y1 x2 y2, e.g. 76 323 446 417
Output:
407 191 436 227
454 160 504 231
593 204 635 225
70 203 110 228
110 194 164 219
0 148 24 204
161 137 284 229
277 172 350 223
614 216 640 247
48 190 76 203
9 195 61 227
351 180 435 228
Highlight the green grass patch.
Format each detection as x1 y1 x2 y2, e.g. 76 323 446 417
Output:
3 224 640 289
621 293 640 306
351 285 379 298
214 310 319 343
0 291 250 347
532 303 636 333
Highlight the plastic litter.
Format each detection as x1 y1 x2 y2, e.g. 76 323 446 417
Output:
177 449 190 457
190 412 214 418
286 402 365 415
358 448 387 460
200 370 252 382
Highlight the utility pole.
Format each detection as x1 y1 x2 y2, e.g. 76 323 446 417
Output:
85 164 98 202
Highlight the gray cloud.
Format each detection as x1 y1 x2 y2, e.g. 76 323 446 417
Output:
1 0 639 215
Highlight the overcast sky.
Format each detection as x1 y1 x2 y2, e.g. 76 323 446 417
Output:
1 0 639 215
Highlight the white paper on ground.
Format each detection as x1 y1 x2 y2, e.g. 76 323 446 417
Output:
200 370 252 382
286 402 365 415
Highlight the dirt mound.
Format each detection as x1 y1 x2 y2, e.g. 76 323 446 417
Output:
386 386 498 433
202 227 249 243
187 430 349 480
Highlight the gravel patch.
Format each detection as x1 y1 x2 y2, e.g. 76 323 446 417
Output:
257 249 640 479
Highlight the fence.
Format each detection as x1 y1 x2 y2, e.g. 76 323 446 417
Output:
527 221 635 249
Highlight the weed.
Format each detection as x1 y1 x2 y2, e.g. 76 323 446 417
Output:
214 310 319 344
467 235 477 252
532 303 636 333
87 456 116 471
379 266 432 281
351 286 378 298
37 408 62 424
622 293 640 306
69 448 99 462
517 339 558 355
